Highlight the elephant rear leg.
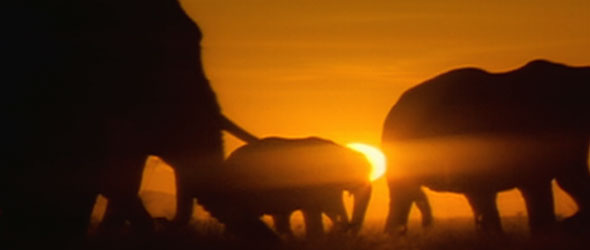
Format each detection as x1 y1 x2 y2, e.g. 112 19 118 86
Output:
384 187 415 235
273 213 293 236
323 198 349 234
415 188 433 228
100 196 153 235
171 166 196 227
555 160 590 231
302 208 324 239
213 208 279 244
465 192 503 233
161 149 223 227
518 182 556 235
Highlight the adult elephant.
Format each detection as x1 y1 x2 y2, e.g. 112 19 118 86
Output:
66 0 261 235
2 0 258 247
382 60 590 235
215 137 373 239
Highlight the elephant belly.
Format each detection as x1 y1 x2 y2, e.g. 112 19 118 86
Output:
235 187 339 215
388 134 584 192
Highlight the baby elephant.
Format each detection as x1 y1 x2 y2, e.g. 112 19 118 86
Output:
220 137 373 239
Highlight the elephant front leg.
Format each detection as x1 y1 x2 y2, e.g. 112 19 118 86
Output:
172 166 195 227
302 208 324 239
323 198 349 234
385 182 415 235
555 159 590 233
465 192 503 233
518 181 556 235
415 188 433 228
101 154 154 235
272 213 294 238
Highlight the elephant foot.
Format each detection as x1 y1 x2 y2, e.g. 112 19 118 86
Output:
386 224 408 236
560 212 590 235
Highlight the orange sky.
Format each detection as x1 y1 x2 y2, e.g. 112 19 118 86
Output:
132 0 589 228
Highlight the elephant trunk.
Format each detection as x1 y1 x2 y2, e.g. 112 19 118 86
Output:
220 114 259 143
349 184 372 234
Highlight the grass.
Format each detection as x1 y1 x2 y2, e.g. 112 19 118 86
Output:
85 216 590 250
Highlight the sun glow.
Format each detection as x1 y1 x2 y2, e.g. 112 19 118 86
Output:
346 143 387 181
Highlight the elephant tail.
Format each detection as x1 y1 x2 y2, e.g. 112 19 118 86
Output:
220 114 259 143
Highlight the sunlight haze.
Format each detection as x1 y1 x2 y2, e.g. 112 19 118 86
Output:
347 143 386 181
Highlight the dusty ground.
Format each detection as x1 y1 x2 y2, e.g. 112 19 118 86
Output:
86 216 589 250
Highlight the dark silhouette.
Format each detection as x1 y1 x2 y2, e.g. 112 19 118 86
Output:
216 137 373 239
3 0 258 247
382 60 590 235
99 115 256 236
392 187 433 235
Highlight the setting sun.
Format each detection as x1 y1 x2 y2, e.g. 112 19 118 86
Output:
346 143 386 181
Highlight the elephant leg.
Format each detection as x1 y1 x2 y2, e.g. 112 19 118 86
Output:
465 192 502 233
415 188 433 228
171 165 195 227
212 206 279 244
273 213 293 237
323 197 348 233
160 150 215 227
160 142 224 227
101 196 153 235
518 181 556 235
4 154 101 248
47 189 98 248
127 196 154 234
231 216 279 244
45 152 102 247
384 183 416 235
7 190 98 248
302 208 324 239
555 160 590 231
101 154 153 234
557 171 590 212
100 197 127 234
350 185 371 235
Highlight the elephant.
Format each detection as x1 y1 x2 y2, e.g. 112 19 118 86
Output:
382 59 590 235
213 137 373 239
3 0 263 247
98 115 258 236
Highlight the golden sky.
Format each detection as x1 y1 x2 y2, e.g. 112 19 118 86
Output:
182 0 589 148
135 0 588 227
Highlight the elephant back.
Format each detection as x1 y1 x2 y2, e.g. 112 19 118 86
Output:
223 137 372 191
383 60 590 142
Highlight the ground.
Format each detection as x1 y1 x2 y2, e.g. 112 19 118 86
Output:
86 216 589 250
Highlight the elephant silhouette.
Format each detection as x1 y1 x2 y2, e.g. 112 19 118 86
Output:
3 0 260 247
382 60 590 235
214 137 373 239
